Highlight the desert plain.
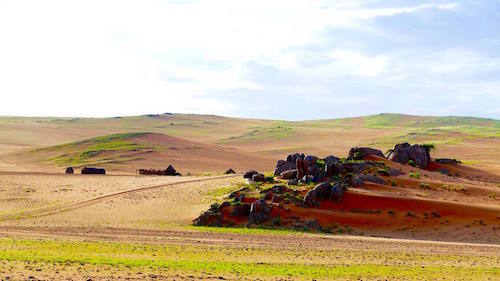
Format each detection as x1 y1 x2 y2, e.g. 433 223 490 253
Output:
0 113 499 280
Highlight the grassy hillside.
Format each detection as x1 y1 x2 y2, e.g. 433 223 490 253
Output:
12 132 274 173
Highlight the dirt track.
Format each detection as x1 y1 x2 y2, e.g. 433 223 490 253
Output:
1 225 498 256
0 174 240 222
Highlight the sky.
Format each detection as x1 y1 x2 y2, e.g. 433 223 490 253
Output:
0 0 499 120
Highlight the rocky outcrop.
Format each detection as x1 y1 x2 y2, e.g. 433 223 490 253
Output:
297 155 320 180
387 143 431 168
248 199 271 224
274 153 304 176
348 147 385 160
81 167 106 175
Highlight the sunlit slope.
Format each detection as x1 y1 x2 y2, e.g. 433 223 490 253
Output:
1 113 499 169
9 132 274 173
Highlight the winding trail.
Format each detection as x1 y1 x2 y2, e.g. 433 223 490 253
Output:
0 174 240 222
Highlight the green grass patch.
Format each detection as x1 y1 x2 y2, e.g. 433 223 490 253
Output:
0 238 497 280
364 113 405 128
218 123 294 143
43 133 153 166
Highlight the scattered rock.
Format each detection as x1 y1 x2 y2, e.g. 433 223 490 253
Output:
248 199 271 224
251 173 266 182
224 168 236 174
351 175 387 187
165 165 181 176
231 203 251 217
280 169 297 179
271 194 282 203
291 219 322 231
81 167 106 175
271 185 288 194
243 170 259 179
435 158 461 165
387 143 431 169
388 168 404 176
348 147 385 160
65 167 74 174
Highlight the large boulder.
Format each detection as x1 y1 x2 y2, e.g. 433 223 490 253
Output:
248 199 271 224
274 153 304 176
387 143 431 169
330 182 344 202
165 165 181 176
323 155 342 177
243 170 259 179
297 155 320 180
435 158 460 165
81 167 106 175
341 162 368 174
280 169 297 179
303 182 332 207
350 175 386 187
231 203 251 217
251 173 266 182
65 167 74 174
224 168 236 174
348 147 385 160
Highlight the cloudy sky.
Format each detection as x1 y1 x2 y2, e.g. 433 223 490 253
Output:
1 0 499 120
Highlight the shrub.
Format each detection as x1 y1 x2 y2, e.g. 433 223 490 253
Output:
389 180 397 186
419 183 431 189
405 212 416 218
408 160 416 167
421 143 436 152
409 171 420 179
441 184 466 192
377 167 390 176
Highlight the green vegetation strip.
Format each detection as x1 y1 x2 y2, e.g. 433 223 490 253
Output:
0 238 497 280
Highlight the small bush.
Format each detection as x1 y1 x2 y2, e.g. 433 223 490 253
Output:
408 160 416 167
421 143 436 152
377 167 390 176
405 212 416 218
419 183 431 189
441 184 466 192
409 171 420 179
389 180 397 186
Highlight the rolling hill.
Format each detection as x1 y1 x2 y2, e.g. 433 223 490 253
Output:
1 113 499 173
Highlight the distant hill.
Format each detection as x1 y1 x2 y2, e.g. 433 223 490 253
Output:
1 113 499 172
9 132 274 174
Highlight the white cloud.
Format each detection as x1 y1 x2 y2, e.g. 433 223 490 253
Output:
0 0 467 117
